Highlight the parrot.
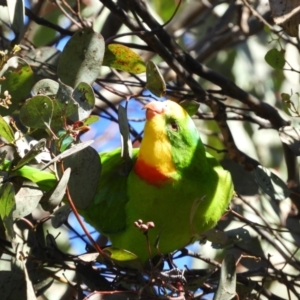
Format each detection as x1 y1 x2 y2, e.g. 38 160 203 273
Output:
2 100 234 264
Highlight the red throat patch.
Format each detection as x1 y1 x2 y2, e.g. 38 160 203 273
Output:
134 158 171 186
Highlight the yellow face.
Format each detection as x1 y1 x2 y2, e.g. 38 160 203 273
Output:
137 100 189 179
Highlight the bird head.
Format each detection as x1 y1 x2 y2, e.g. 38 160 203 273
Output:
134 100 206 185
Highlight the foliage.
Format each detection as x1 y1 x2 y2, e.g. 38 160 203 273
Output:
0 0 300 299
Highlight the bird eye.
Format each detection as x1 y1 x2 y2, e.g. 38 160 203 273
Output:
169 122 179 131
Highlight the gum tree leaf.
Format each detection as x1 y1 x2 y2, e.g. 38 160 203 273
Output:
19 95 53 129
57 27 105 87
0 182 15 240
42 140 94 170
13 181 43 219
40 168 70 212
254 165 290 201
179 100 200 116
118 104 133 175
146 61 166 97
0 57 34 116
71 82 95 121
58 146 101 209
51 204 70 229
31 79 59 96
100 247 142 270
214 254 236 300
264 48 285 70
103 43 146 74
25 46 61 81
12 139 47 171
0 115 14 143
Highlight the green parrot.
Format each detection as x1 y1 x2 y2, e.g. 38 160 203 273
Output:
4 100 233 263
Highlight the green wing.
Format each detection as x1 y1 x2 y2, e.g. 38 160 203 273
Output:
79 148 139 235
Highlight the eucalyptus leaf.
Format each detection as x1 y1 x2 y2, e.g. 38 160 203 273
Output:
12 139 47 171
254 165 290 201
213 254 236 300
103 43 146 74
40 168 70 212
146 61 166 97
0 115 14 143
19 95 53 129
31 79 59 97
264 48 285 70
57 27 105 87
51 204 71 229
58 146 101 209
101 247 142 270
0 182 15 240
71 82 95 121
42 140 94 170
118 104 133 176
13 181 43 219
0 57 34 116
179 100 200 116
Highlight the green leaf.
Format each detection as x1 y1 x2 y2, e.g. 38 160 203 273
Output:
0 57 34 115
71 82 95 121
82 115 100 126
31 79 59 97
57 27 105 87
58 146 101 209
0 115 14 143
103 44 146 74
146 61 166 97
0 182 15 240
13 181 43 219
118 104 133 175
40 168 70 212
12 139 47 171
264 48 285 70
254 165 290 201
101 247 142 270
214 254 236 300
179 100 200 116
19 95 53 129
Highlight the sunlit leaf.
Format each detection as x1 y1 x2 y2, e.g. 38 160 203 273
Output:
254 165 290 201
57 27 105 87
0 57 34 116
0 182 15 239
12 139 47 171
103 43 146 74
101 247 142 270
118 104 133 175
13 181 43 218
0 115 14 143
146 61 166 97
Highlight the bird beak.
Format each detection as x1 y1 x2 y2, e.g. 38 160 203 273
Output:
144 101 168 120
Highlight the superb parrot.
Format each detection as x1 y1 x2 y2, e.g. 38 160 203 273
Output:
5 100 234 263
